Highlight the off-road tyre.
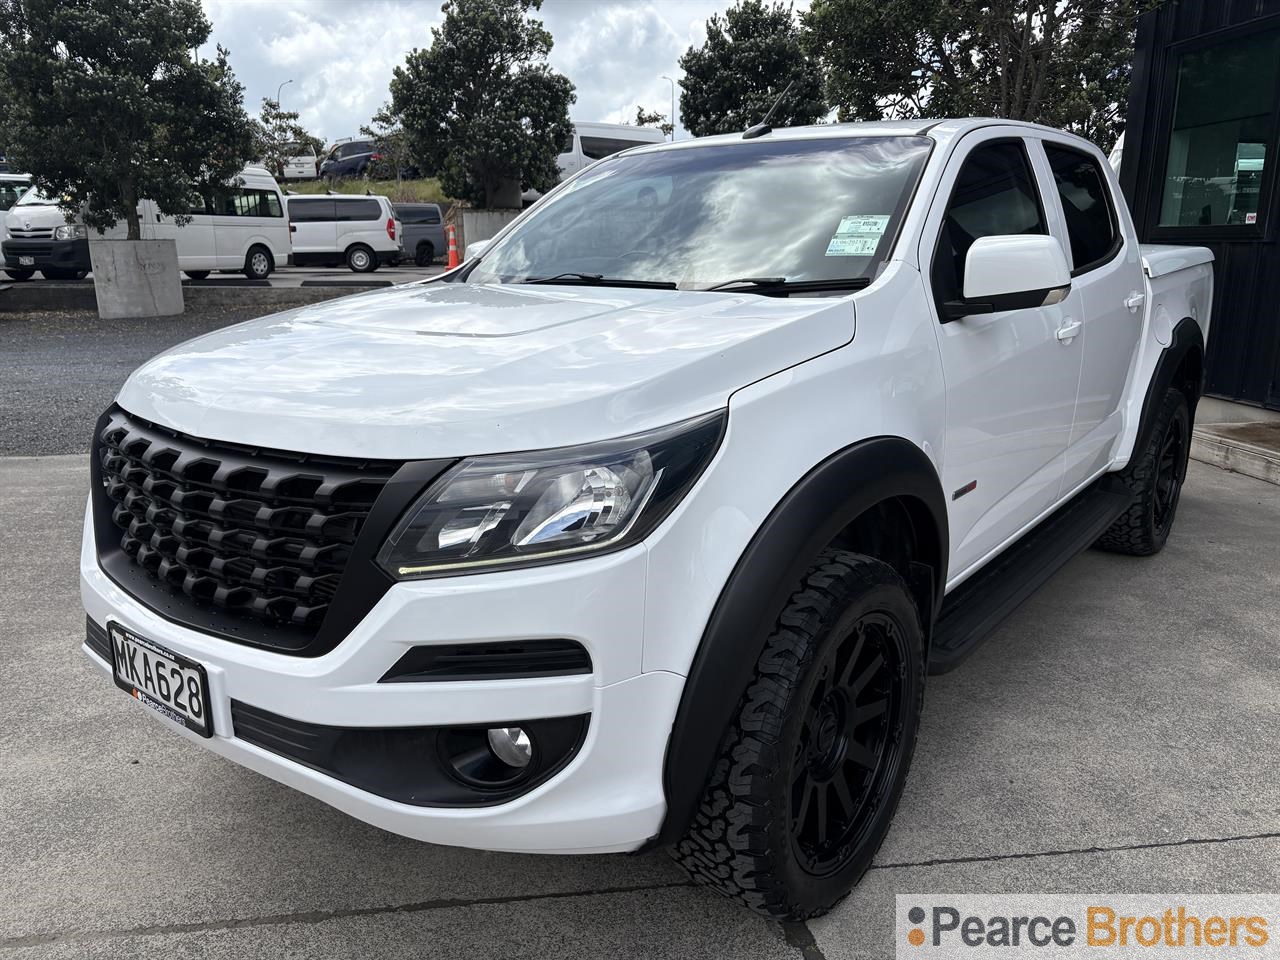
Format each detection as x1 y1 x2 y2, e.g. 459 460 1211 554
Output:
1095 387 1190 556
672 550 926 920
415 241 435 267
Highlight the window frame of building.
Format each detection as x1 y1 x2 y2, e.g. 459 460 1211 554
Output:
1144 20 1280 243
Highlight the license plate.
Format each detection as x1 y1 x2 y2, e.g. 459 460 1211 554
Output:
109 623 212 737
17 256 34 266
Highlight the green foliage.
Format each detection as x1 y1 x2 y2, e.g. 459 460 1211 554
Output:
0 0 254 239
634 106 673 138
389 0 575 209
803 0 1155 147
678 0 827 137
253 97 321 180
359 103 412 182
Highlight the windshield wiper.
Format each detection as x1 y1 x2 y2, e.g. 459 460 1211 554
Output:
518 273 677 289
699 277 872 295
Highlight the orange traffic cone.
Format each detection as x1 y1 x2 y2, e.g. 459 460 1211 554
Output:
446 224 460 269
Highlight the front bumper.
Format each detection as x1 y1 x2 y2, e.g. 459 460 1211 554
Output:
2 237 90 271
80 500 678 854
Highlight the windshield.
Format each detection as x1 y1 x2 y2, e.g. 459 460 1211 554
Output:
466 136 932 289
15 187 57 207
0 183 28 210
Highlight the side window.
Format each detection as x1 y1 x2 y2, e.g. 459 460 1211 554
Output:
232 189 282 218
288 199 335 222
931 140 1047 310
333 198 381 221
1044 144 1118 272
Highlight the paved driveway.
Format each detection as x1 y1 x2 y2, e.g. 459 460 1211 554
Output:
1 458 1276 959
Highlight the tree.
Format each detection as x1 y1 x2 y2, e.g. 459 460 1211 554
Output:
803 0 1156 148
678 0 827 138
360 103 412 182
389 0 575 208
253 97 321 180
634 106 674 139
0 0 254 239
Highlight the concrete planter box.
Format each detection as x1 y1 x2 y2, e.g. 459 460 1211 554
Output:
89 239 184 319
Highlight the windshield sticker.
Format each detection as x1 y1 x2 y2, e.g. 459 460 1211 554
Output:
826 214 889 257
836 215 890 236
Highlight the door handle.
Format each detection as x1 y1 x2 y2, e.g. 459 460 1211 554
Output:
1125 292 1146 313
1056 319 1082 343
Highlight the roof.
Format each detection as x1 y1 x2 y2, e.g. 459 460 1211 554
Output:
621 118 1102 157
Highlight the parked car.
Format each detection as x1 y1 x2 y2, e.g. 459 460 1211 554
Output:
82 119 1212 921
278 142 319 181
1 166 289 281
556 122 666 180
0 173 27 211
285 194 401 271
524 121 668 203
394 202 445 266
319 138 378 181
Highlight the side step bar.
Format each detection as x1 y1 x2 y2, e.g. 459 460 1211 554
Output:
929 478 1133 674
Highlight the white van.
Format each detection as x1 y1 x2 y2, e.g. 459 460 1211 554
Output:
556 122 666 180
1 166 290 281
284 194 402 272
279 143 318 181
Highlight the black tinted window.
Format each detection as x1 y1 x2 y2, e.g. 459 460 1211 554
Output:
288 198 335 222
339 141 373 159
1045 144 1118 271
580 136 652 160
932 140 1046 308
334 198 382 221
396 204 441 224
212 188 283 218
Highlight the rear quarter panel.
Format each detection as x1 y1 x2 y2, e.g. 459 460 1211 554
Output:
1111 245 1214 467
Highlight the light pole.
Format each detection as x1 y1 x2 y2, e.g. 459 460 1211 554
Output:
660 75 676 140
276 78 293 107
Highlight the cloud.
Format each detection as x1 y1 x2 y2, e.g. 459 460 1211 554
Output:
200 0 807 143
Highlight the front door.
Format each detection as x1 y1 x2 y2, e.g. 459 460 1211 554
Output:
923 134 1085 581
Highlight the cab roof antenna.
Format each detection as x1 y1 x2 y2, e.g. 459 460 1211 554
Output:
743 80 796 140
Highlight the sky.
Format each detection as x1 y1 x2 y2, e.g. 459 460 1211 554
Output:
199 0 808 145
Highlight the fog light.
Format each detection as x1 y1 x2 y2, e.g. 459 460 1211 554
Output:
487 726 532 768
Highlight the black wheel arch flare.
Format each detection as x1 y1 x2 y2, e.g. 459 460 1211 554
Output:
654 435 948 846
1132 317 1205 464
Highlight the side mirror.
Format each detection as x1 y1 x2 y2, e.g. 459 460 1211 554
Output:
942 234 1071 321
463 237 492 261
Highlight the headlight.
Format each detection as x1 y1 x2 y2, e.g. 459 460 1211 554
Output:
377 411 726 578
53 224 87 241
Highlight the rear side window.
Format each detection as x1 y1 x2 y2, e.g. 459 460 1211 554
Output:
334 198 382 221
212 188 282 218
288 199 335 222
579 136 651 161
931 140 1047 310
339 141 373 159
1044 144 1118 272
397 205 441 224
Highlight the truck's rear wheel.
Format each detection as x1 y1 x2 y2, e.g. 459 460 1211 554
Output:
673 550 925 920
1095 387 1190 556
243 246 273 280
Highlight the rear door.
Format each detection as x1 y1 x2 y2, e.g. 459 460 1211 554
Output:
1034 137 1145 492
924 133 1085 579
287 198 337 259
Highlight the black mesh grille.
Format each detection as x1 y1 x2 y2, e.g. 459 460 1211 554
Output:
95 408 402 647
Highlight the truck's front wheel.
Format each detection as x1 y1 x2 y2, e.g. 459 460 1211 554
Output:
673 550 925 920
1095 387 1190 556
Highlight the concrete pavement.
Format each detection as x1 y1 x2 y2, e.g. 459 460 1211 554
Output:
1 457 1276 958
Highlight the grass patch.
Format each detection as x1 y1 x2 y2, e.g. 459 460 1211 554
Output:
285 178 453 205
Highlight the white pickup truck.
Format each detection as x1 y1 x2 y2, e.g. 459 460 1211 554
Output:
82 119 1213 920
